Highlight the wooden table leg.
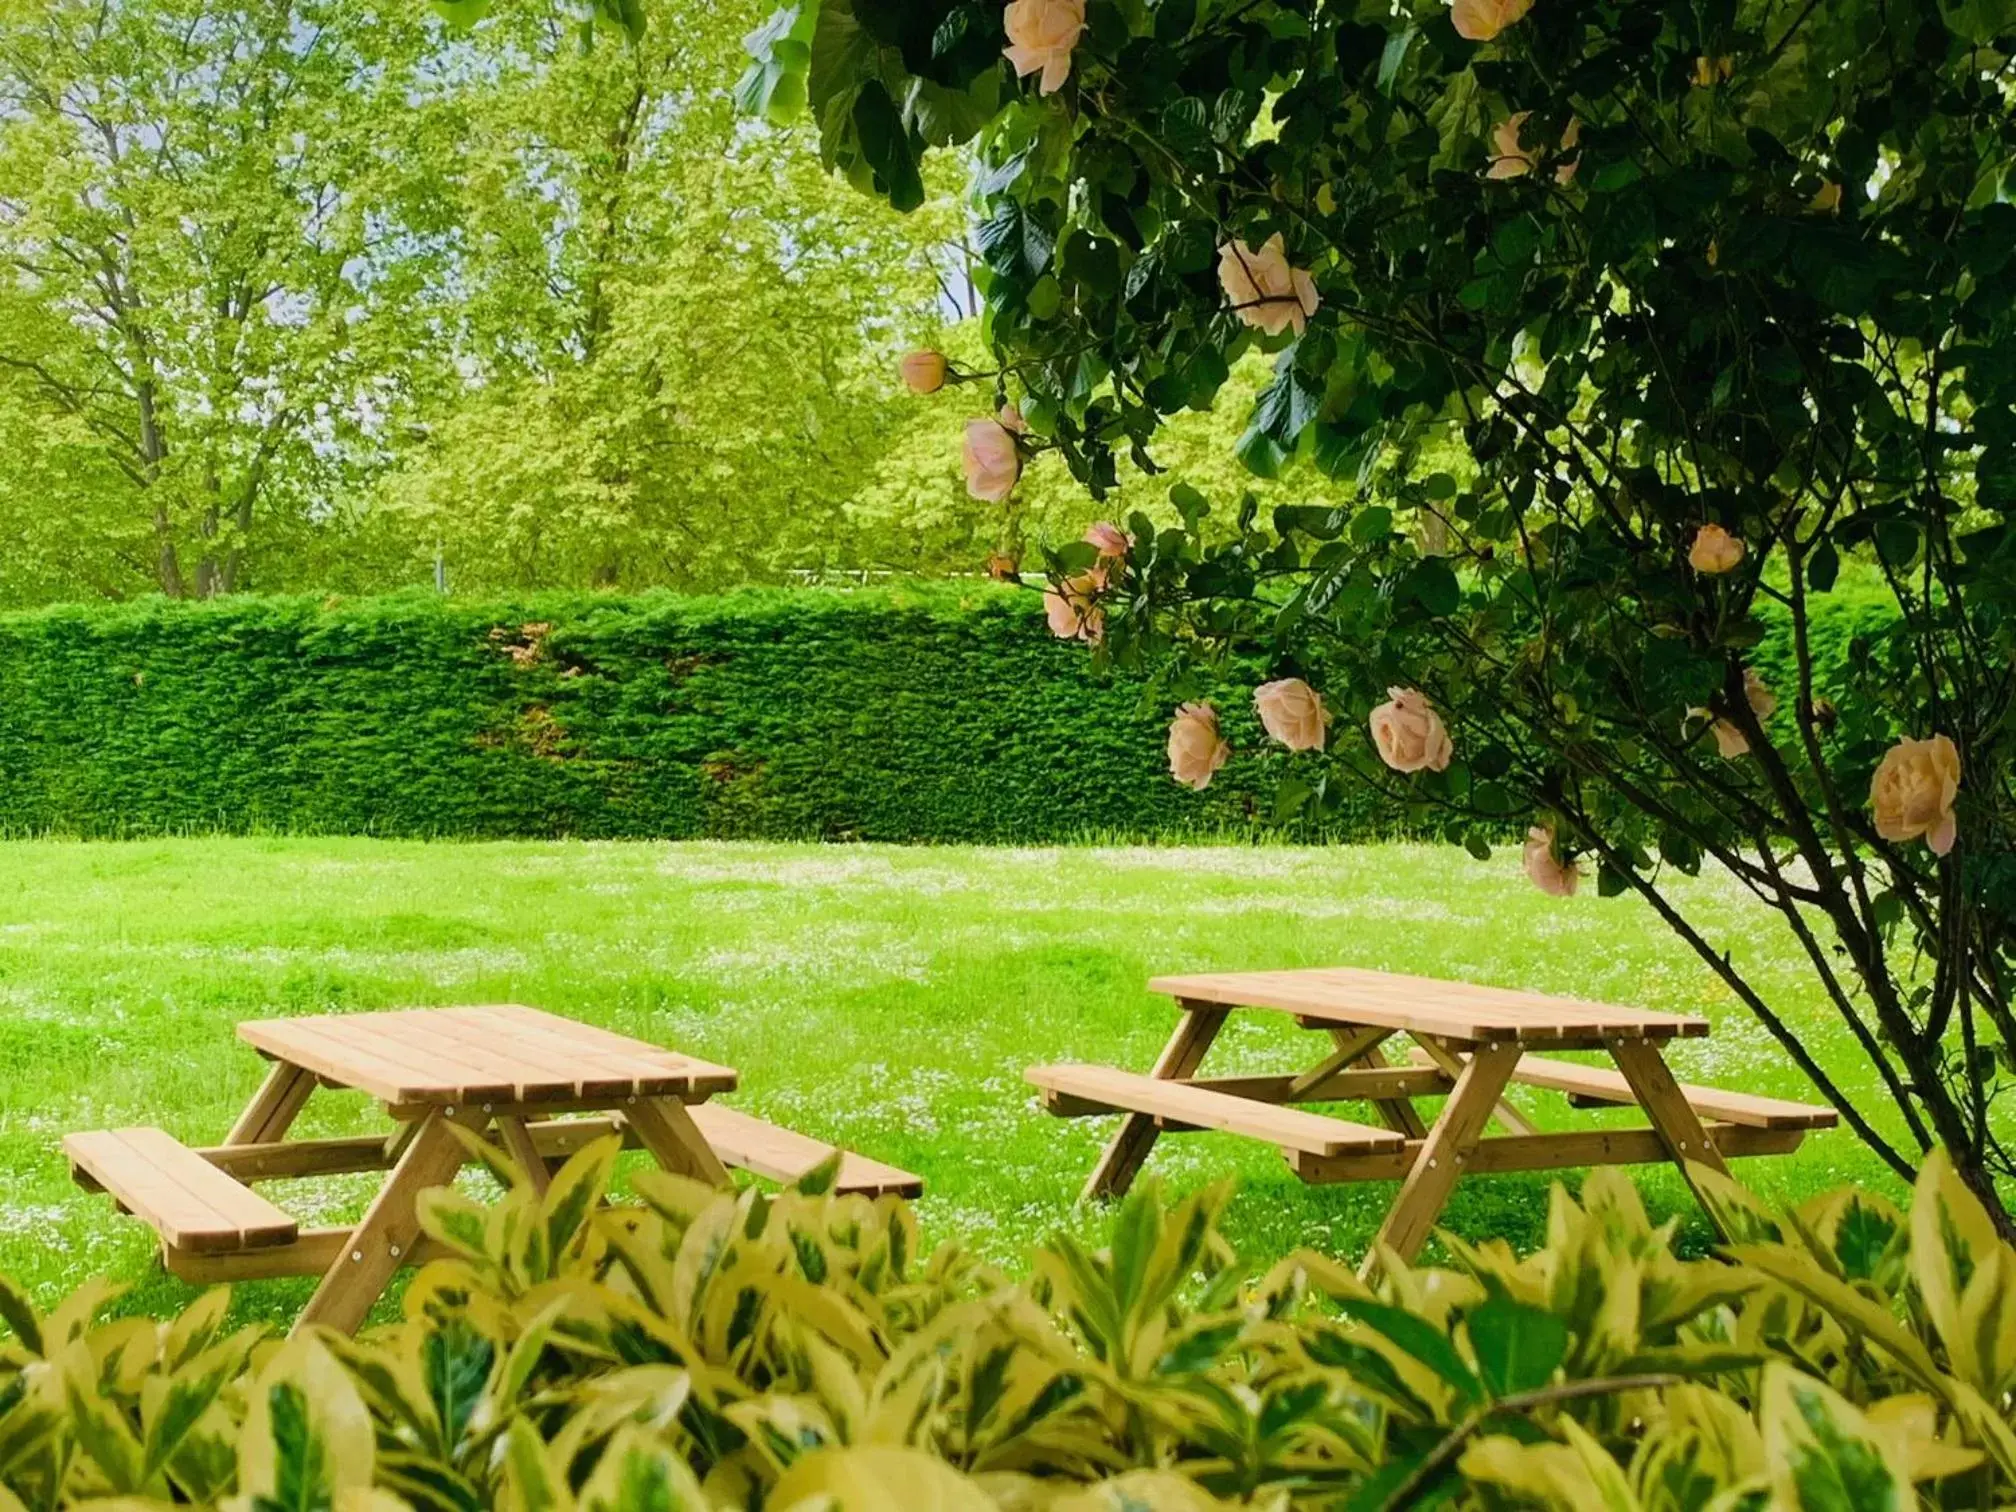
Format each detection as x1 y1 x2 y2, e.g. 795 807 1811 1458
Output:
1607 1038 1731 1220
626 1098 730 1187
1364 1042 1522 1275
494 1115 552 1196
297 1105 486 1336
1082 1002 1229 1202
1410 1035 1537 1137
226 1061 315 1146
1334 1033 1429 1139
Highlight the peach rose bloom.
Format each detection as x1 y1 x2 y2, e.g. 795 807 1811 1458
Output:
1555 117 1581 185
1871 734 1960 856
1450 0 1532 40
1486 113 1534 179
1368 686 1453 773
1254 678 1330 751
963 419 1020 502
900 350 948 394
1167 703 1231 791
1044 567 1106 643
1523 826 1579 897
1707 669 1775 758
1809 180 1843 214
1003 0 1085 95
1744 667 1777 720
1084 521 1131 558
1688 523 1745 573
1217 234 1320 337
997 401 1028 434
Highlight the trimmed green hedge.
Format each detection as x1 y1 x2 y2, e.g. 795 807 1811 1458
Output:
0 580 1898 842
0 585 1358 842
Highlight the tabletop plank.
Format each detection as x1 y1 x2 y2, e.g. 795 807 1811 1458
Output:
442 1006 738 1097
238 1005 738 1105
1147 967 1708 1043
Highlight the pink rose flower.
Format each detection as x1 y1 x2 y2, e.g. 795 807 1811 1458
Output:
997 402 1028 434
1254 677 1331 751
1216 234 1320 337
1688 523 1745 574
962 419 1021 502
1003 0 1085 95
1523 826 1580 897
1368 686 1453 773
1043 567 1107 643
899 350 948 394
1870 734 1960 856
1167 703 1231 791
1084 521 1131 558
1450 0 1533 41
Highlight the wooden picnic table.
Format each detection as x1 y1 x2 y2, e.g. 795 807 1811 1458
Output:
66 1004 920 1333
1029 967 1836 1269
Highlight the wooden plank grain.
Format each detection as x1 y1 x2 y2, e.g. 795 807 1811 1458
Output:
442 1006 737 1098
1405 1047 1839 1131
1289 1122 1806 1184
1028 1064 1407 1157
237 1017 468 1103
1079 1003 1228 1201
1505 1054 1838 1130
1148 968 1708 1043
66 1128 297 1253
1366 1042 1521 1269
686 1104 923 1198
240 1006 736 1104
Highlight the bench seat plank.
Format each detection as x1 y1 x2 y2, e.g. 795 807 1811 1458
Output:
685 1104 922 1199
65 1127 299 1253
1406 1050 1838 1130
1027 1064 1406 1156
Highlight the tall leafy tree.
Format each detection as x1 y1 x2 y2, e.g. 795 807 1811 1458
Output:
378 0 966 591
0 0 454 596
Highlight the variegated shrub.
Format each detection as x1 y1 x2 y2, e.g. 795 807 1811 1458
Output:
3 1136 2012 1510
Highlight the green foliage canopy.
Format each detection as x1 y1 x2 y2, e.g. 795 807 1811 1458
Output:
750 0 2016 1223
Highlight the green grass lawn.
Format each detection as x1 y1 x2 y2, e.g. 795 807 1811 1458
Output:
0 837 1904 1326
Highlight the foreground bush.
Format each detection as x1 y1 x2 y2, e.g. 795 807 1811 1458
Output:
3 1140 2013 1510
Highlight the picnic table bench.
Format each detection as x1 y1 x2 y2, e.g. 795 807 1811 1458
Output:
1029 967 1835 1269
66 1004 920 1333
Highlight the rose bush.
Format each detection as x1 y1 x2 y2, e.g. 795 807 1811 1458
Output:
744 0 2016 1226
